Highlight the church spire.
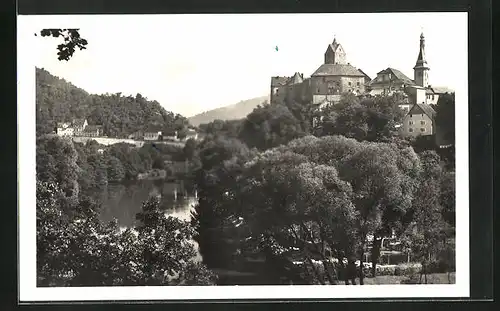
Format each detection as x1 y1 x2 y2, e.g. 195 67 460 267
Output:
413 32 430 87
415 32 427 67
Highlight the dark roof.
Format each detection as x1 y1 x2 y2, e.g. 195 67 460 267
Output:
326 39 341 54
83 125 102 132
271 76 289 87
414 33 429 69
289 72 304 84
427 86 454 94
271 73 304 87
311 64 365 77
410 102 436 118
72 118 86 127
357 68 371 81
370 68 415 86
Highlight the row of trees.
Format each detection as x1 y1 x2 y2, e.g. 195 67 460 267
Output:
192 92 456 284
37 135 191 194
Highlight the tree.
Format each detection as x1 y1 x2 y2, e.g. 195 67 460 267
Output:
237 148 359 284
191 136 257 269
133 197 217 285
440 171 456 227
36 135 80 197
279 135 420 283
36 68 190 138
36 180 122 286
316 94 406 142
239 103 306 151
183 138 198 161
401 151 450 283
107 155 125 183
36 29 88 61
37 180 217 286
434 93 455 145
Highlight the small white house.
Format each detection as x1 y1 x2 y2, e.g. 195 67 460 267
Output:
144 131 162 141
56 122 74 137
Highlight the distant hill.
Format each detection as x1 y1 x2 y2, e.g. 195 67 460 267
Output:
36 68 189 138
188 96 269 127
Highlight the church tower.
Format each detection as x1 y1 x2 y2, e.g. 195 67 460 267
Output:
413 32 430 87
324 37 347 65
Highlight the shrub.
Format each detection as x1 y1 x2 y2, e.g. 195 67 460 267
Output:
394 263 421 276
375 265 396 276
427 259 454 274
400 273 421 284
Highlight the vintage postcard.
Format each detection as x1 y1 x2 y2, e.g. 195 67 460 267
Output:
17 12 469 301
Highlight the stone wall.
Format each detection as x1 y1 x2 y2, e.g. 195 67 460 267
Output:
310 76 365 95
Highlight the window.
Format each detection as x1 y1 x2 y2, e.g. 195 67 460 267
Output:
317 88 320 93
420 128 426 132
409 114 413 118
409 121 414 125
409 128 414 133
420 120 426 125
432 95 435 100
348 82 352 86
357 82 360 86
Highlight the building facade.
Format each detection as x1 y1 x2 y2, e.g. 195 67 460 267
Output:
56 122 74 136
81 125 103 137
57 118 103 137
400 102 436 138
72 118 88 136
144 131 162 141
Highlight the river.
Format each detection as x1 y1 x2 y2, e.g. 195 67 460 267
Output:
84 180 271 284
86 180 197 229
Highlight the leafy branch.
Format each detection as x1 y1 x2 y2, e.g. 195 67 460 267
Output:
36 29 88 61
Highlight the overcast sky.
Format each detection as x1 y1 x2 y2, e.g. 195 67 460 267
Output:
22 13 467 117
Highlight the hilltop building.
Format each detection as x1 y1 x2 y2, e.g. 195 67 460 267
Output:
270 37 369 106
271 33 453 113
270 32 455 141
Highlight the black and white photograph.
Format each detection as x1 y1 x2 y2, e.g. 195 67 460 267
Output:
18 12 469 301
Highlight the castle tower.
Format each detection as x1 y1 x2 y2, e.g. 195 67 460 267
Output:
324 37 347 65
413 32 430 87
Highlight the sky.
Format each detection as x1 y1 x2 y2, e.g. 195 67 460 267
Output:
23 13 467 117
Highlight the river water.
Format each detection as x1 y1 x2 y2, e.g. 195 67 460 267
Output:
86 180 197 228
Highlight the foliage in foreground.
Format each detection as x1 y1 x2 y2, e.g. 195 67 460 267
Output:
192 134 455 285
37 180 217 286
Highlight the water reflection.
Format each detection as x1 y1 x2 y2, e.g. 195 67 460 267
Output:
87 180 197 228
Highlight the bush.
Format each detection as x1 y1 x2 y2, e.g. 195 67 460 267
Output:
376 265 396 276
426 259 455 274
394 263 421 276
400 274 421 284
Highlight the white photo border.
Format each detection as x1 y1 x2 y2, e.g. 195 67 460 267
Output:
17 13 470 302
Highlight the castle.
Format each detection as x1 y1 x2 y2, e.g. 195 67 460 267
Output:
270 33 454 140
270 37 370 106
270 33 453 106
